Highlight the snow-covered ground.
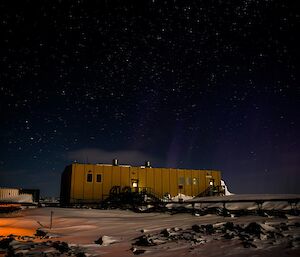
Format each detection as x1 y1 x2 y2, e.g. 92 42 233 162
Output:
0 194 299 257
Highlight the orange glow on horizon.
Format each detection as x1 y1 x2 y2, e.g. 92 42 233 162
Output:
0 227 35 236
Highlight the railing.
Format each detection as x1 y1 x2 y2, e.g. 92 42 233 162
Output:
196 185 225 197
137 187 162 203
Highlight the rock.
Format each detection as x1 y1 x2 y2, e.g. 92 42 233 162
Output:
191 225 201 233
35 228 47 237
8 240 20 247
223 222 234 231
192 237 206 244
289 237 300 248
52 241 70 253
76 252 87 257
238 232 251 241
43 247 59 254
279 223 289 231
224 232 235 239
11 243 32 251
95 236 119 246
94 237 103 245
0 238 13 249
203 224 214 234
244 222 263 236
161 228 171 237
160 228 180 238
134 235 156 246
242 241 257 248
259 233 268 240
182 233 193 240
13 249 29 255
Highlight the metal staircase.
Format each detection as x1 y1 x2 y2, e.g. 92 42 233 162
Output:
196 185 225 198
101 186 162 209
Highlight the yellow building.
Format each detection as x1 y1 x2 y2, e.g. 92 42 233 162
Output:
60 162 222 205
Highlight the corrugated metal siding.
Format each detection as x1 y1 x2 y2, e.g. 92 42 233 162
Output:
0 188 19 200
63 164 222 203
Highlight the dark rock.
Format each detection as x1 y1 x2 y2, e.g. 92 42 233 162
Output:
191 225 201 233
203 224 214 234
76 252 87 257
223 222 234 231
238 232 251 241
134 235 156 246
294 222 300 227
192 237 206 244
35 228 47 237
11 243 32 251
182 233 193 240
0 238 13 249
269 231 284 240
22 250 46 257
244 222 262 236
242 241 257 248
94 237 103 245
279 223 289 231
52 241 69 253
224 232 235 239
161 229 171 237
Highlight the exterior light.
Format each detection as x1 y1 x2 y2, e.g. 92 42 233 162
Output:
209 181 213 186
132 182 138 188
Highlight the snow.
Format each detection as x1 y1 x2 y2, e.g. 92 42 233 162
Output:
190 194 300 202
0 194 299 256
221 179 234 195
171 193 193 202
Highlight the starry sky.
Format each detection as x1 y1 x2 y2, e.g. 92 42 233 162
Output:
0 0 299 196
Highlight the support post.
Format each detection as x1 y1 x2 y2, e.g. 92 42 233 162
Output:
50 211 54 229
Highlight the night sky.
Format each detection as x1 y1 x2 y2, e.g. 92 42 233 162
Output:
0 0 299 196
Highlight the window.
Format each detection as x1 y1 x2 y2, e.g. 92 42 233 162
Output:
87 173 93 182
132 179 138 188
178 177 185 185
186 177 192 185
193 178 199 185
96 174 102 183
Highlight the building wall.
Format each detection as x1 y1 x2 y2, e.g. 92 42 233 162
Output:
62 163 221 204
0 188 19 200
0 188 33 203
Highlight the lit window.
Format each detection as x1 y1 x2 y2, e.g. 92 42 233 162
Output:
132 182 138 188
193 178 198 185
96 174 102 183
209 181 213 186
87 173 92 182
